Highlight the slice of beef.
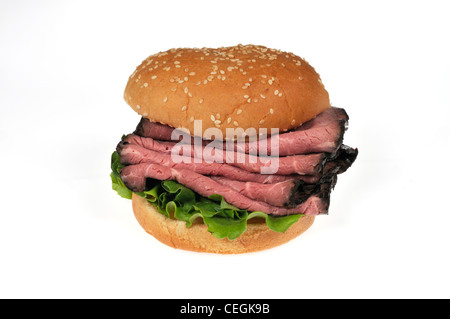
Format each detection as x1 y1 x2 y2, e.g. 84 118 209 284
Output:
330 144 358 174
304 145 358 182
134 107 348 156
118 139 326 176
242 106 349 156
120 162 330 216
210 176 301 207
134 118 187 142
211 174 338 209
117 142 295 184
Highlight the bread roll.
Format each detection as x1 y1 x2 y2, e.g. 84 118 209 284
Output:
132 193 315 254
124 44 330 138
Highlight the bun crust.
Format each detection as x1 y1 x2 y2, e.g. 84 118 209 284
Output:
124 44 330 138
131 193 315 254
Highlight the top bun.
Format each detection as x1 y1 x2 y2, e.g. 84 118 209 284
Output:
124 44 330 138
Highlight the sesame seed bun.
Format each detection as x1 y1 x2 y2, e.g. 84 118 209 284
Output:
131 193 315 254
124 44 330 137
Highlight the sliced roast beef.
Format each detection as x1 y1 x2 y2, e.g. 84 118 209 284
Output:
210 176 300 207
118 139 326 176
116 106 358 216
117 142 295 184
120 162 330 216
330 144 358 174
241 106 349 156
134 107 348 156
134 118 185 142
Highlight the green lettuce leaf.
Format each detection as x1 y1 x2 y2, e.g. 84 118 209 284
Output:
111 150 302 240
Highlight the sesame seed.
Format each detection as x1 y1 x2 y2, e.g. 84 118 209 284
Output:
188 93 192 97
220 70 225 74
222 76 226 80
291 119 296 125
278 92 283 97
268 79 273 85
190 116 194 122
184 87 188 94
214 120 221 125
227 66 234 72
260 94 266 99
244 95 249 99
163 97 168 103
184 68 189 72
174 61 180 64
175 65 181 68
199 98 204 104
189 72 196 76
270 108 274 114
242 86 247 89
203 80 208 84
298 76 303 80
233 121 239 126
261 75 267 78
216 113 220 119
181 106 187 111
237 109 242 115
143 83 148 87
211 115 215 122
259 120 264 124
227 117 231 123
274 90 279 95
136 105 141 109
184 77 188 81
247 98 252 103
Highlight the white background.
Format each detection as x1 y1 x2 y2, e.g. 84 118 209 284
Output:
1 0 449 299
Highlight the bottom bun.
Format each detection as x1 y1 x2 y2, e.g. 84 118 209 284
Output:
132 193 315 254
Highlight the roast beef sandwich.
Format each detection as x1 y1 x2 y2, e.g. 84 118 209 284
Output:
111 44 357 254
